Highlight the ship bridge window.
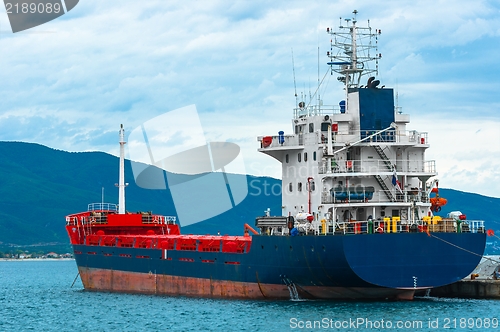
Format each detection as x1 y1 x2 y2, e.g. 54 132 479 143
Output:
289 182 293 192
313 151 316 161
298 182 302 192
304 152 308 162
295 124 305 134
309 123 314 133
285 154 289 163
321 123 330 131
298 153 301 162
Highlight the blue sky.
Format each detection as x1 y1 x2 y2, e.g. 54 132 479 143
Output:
1 0 500 198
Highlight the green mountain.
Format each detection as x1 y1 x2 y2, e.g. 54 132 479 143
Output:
0 142 280 246
0 142 498 252
438 188 500 229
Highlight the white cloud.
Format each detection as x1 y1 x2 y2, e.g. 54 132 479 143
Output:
1 0 499 197
412 116 500 197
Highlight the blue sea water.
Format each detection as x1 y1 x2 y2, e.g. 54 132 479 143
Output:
1 260 499 332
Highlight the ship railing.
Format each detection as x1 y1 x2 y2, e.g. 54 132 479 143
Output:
319 129 395 144
258 130 431 150
360 129 430 144
65 216 79 226
322 190 407 204
322 190 434 204
293 105 341 118
258 134 301 148
320 129 429 145
318 159 436 175
401 130 429 144
88 203 119 212
84 213 109 225
359 130 397 142
422 160 436 173
330 219 485 235
70 214 177 226
141 215 177 224
462 220 485 233
377 130 429 144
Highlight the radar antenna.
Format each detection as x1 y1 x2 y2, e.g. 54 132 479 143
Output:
326 10 381 89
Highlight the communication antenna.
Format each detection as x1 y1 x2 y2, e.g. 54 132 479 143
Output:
317 46 321 111
292 48 298 106
308 79 312 103
395 79 402 114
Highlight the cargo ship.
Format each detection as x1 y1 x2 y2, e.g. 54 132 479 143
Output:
65 11 487 300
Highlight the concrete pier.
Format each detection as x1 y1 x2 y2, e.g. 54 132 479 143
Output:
430 279 500 299
430 255 500 299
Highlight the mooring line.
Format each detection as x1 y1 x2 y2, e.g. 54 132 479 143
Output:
430 234 500 265
490 233 500 242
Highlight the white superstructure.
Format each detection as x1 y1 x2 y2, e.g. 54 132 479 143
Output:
258 11 439 234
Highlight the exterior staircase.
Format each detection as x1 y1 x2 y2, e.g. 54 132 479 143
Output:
373 145 392 170
373 174 395 202
372 145 395 201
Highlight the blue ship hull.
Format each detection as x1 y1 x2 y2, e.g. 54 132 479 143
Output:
72 232 485 300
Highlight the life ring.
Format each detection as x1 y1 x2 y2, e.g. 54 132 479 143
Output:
262 136 273 148
153 216 159 224
487 229 495 237
375 226 383 233
90 217 96 223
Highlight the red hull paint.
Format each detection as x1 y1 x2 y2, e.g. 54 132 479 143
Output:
78 267 415 300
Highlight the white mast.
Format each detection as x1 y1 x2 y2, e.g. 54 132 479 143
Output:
118 124 126 214
327 9 380 90
350 11 357 88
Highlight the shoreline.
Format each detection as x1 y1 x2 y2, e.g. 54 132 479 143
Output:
0 258 74 262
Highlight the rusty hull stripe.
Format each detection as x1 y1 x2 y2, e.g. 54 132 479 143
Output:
78 267 415 300
79 267 287 299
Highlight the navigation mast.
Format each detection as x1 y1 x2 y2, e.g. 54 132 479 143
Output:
327 10 381 89
118 124 126 214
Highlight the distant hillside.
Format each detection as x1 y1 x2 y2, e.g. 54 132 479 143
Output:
0 142 280 246
0 142 498 249
438 188 500 229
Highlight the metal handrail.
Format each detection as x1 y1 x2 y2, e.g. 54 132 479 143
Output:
88 203 119 212
318 159 436 174
67 213 177 226
330 219 485 235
